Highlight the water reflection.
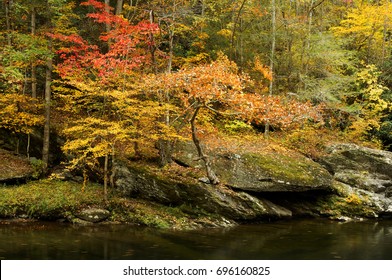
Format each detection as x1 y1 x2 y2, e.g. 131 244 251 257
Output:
1 219 392 260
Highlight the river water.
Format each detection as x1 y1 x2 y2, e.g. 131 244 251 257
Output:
1 219 392 260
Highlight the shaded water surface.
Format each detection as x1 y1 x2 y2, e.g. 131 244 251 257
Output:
1 219 392 260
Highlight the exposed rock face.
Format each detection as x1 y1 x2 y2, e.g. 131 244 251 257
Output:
113 161 292 221
113 142 392 224
320 143 392 216
173 141 333 192
322 144 392 190
215 152 332 192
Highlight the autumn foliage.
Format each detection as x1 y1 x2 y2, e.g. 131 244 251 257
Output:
53 0 158 82
1 0 391 190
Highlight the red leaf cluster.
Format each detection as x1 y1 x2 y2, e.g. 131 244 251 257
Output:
53 1 158 82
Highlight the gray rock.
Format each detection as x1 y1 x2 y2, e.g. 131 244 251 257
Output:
112 160 292 221
321 143 392 179
112 160 138 196
173 141 333 192
321 144 392 216
75 208 110 223
50 166 74 181
112 142 392 222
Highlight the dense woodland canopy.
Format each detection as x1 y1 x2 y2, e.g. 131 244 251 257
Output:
1 0 392 186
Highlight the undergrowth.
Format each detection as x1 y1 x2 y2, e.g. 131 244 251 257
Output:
0 179 105 219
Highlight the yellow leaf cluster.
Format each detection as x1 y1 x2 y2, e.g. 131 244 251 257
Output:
0 93 44 134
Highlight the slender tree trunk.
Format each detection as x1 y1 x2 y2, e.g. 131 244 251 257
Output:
167 28 174 73
264 0 276 138
31 7 37 98
5 0 12 46
27 133 30 160
149 10 157 74
231 0 247 61
104 153 109 201
42 50 52 170
304 0 315 77
382 14 387 65
82 169 88 192
109 145 115 188
158 17 175 166
190 106 220 185
115 0 123 15
104 0 111 33
104 0 111 48
158 89 173 167
133 140 141 158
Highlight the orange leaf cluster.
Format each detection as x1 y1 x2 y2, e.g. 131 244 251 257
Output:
243 95 324 130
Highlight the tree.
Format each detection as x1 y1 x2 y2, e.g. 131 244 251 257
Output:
41 0 76 170
0 93 44 157
347 64 391 142
332 1 392 65
62 116 129 198
156 54 247 184
264 0 276 138
52 0 171 193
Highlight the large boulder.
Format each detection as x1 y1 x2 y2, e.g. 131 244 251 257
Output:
113 161 292 221
320 143 392 216
320 144 392 193
113 142 392 223
173 141 333 192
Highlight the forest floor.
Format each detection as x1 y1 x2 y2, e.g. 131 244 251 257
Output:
0 149 33 181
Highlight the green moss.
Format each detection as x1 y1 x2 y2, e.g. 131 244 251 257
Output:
315 182 377 218
0 179 105 219
107 198 223 230
0 178 226 229
242 152 330 186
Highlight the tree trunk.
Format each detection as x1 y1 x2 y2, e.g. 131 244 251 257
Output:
110 146 115 188
104 0 111 47
158 139 172 167
115 0 124 15
149 10 157 74
31 7 37 98
264 0 276 139
42 52 52 170
230 0 247 61
158 21 174 166
304 0 315 77
104 153 109 201
27 133 30 160
5 0 12 46
190 106 220 185
382 14 387 65
167 29 174 73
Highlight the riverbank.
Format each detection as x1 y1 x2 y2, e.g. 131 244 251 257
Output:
1 136 392 229
0 179 231 229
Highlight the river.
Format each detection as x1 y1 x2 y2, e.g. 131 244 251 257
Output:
1 219 392 260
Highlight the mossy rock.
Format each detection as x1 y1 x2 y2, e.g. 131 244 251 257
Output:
112 161 292 221
315 181 382 219
215 152 333 192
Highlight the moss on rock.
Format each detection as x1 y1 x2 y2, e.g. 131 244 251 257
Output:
315 181 379 219
215 151 333 192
